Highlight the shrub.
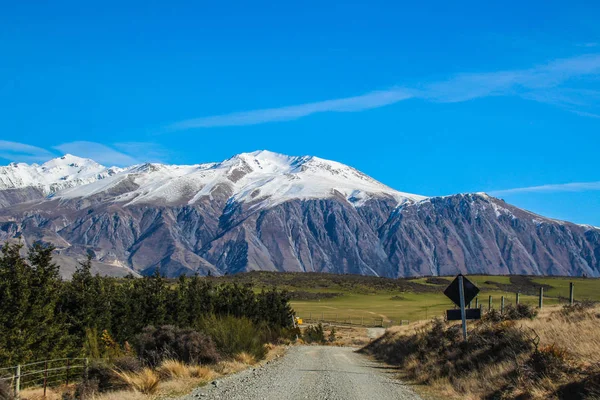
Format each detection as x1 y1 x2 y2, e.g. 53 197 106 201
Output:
197 315 266 360
328 327 337 343
483 303 538 322
112 356 142 373
86 360 119 393
135 325 221 367
303 323 326 343
0 379 14 400
113 368 160 394
527 344 571 380
72 379 99 399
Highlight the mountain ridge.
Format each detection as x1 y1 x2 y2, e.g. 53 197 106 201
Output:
0 151 598 278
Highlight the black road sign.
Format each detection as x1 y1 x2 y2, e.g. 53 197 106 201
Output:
443 274 480 307
446 308 482 321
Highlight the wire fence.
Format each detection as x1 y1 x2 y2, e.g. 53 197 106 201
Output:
296 312 405 328
0 358 88 398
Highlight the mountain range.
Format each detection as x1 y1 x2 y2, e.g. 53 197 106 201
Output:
0 151 598 278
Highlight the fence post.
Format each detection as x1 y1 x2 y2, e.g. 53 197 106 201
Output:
361 317 364 326
85 358 89 383
570 282 574 305
501 296 505 314
488 295 493 310
14 364 20 399
66 358 70 387
516 292 520 305
475 297 479 309
381 317 384 327
539 287 544 309
43 360 48 397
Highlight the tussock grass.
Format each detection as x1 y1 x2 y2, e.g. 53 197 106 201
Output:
234 352 257 365
363 304 600 399
157 359 191 379
113 368 160 395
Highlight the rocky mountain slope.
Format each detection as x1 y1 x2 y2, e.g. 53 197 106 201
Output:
0 151 598 278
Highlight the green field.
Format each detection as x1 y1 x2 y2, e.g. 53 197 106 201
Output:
207 272 600 325
291 288 548 324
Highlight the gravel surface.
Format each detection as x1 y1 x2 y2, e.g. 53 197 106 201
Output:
179 346 422 400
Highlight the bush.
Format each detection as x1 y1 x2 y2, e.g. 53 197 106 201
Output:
303 323 326 343
0 379 14 400
197 315 267 360
86 360 119 393
71 379 99 399
483 303 538 322
112 356 142 373
526 344 571 380
135 325 221 367
328 327 337 343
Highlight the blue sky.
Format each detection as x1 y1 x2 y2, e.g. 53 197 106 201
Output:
1 1 599 225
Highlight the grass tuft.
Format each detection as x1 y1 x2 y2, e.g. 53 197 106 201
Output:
113 368 161 394
234 352 257 365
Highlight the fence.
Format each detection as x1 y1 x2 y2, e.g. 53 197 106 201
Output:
0 358 88 398
296 313 404 328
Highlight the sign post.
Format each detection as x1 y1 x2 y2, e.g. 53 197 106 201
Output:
458 275 468 341
444 274 480 342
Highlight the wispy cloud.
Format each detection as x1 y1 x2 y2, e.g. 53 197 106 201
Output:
490 181 600 196
0 140 57 163
169 89 413 129
53 141 140 166
0 141 170 167
170 53 600 129
113 142 169 163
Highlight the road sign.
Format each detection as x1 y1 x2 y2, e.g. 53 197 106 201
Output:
443 274 479 307
446 308 481 321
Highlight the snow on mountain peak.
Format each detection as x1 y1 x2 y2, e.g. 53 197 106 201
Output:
2 151 426 208
0 154 120 194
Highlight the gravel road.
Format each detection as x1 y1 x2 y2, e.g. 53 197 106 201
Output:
180 346 422 400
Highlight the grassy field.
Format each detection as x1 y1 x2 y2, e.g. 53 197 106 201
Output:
291 287 550 324
209 272 600 325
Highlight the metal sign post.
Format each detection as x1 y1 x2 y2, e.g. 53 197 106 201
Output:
458 275 468 341
444 274 481 341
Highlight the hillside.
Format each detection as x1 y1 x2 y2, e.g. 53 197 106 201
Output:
0 151 598 278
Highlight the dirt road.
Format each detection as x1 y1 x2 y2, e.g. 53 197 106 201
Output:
180 346 422 400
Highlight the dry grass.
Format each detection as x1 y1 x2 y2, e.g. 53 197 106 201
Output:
157 359 191 379
363 304 600 400
234 352 257 365
21 345 286 400
19 387 64 400
113 368 161 395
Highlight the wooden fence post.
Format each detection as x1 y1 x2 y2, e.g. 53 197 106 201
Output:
501 296 505 314
66 358 70 387
43 360 48 397
488 295 493 310
475 297 479 309
539 287 544 309
570 282 574 305
14 364 20 399
516 292 520 305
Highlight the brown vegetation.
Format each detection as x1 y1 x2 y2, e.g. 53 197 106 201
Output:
361 304 600 399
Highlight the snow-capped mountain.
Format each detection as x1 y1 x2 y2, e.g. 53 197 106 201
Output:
0 151 598 278
0 154 121 194
45 150 425 208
